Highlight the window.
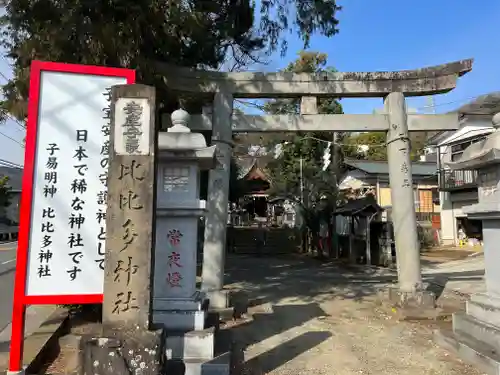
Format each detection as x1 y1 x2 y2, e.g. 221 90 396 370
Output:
418 189 434 212
163 167 190 192
450 137 486 161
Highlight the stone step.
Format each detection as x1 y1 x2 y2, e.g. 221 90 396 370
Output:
165 352 230 375
453 312 500 351
434 328 500 375
210 307 235 322
166 327 215 360
165 329 235 375
467 297 500 328
153 310 206 331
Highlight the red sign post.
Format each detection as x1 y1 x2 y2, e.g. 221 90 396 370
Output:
9 61 135 373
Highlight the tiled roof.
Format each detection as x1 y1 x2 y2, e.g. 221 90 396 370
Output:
235 156 271 179
343 159 436 176
335 196 383 216
455 92 500 116
427 91 500 145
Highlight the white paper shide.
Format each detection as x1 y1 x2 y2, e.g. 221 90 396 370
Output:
25 71 128 297
114 98 150 156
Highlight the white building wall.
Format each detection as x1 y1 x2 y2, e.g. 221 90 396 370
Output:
437 117 493 246
438 119 494 166
439 191 455 245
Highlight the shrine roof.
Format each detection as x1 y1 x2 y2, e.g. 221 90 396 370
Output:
343 159 436 177
335 196 383 216
236 157 270 180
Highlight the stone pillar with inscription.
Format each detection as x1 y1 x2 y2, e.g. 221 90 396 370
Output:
436 113 500 373
80 84 165 375
155 109 232 374
380 92 435 311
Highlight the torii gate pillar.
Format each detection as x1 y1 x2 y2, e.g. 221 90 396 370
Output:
384 93 427 300
201 91 233 308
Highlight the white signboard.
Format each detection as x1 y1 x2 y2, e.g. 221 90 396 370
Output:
114 98 151 156
25 67 133 297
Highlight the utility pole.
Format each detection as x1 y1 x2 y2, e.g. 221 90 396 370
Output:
427 95 436 114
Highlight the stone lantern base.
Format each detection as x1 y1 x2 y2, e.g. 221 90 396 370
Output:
435 293 500 374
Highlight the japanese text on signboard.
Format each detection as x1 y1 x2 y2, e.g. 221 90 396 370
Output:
25 73 129 297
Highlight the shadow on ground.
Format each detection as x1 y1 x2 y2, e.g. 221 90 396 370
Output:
246 331 332 374
224 255 395 305
228 302 331 374
221 254 485 373
224 254 484 304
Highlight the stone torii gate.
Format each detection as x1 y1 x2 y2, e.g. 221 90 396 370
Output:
158 59 473 309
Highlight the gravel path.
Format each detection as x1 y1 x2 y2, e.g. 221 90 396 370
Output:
224 255 483 375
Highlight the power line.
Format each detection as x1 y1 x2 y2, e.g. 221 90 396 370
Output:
0 158 23 169
415 94 488 111
237 93 495 114
0 70 10 85
2 111 26 131
0 129 24 148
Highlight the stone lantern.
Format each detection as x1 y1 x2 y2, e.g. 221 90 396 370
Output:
153 108 216 330
436 112 500 373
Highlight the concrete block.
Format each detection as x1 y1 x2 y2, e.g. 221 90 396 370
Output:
205 290 231 309
434 329 500 375
470 293 500 308
209 308 234 322
378 285 436 308
453 312 500 350
154 297 208 311
165 351 230 375
154 310 206 331
6 370 25 375
467 297 500 329
165 328 215 360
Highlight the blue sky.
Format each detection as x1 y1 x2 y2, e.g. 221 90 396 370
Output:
1 0 499 165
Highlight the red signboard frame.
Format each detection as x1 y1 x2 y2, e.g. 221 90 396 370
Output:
9 60 136 372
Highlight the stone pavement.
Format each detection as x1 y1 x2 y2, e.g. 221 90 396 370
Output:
0 305 64 373
422 254 485 297
223 254 483 375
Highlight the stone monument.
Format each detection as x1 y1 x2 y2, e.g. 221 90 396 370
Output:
436 112 500 375
154 108 232 374
80 84 165 375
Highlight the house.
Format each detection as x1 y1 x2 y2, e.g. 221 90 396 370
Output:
0 165 23 224
425 92 500 246
338 159 439 223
